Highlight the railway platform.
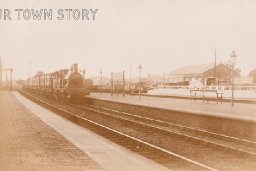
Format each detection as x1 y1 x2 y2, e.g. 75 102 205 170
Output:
89 93 256 122
0 91 168 171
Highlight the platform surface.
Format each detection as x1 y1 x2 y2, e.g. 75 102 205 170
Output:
0 91 103 171
8 91 169 171
89 93 256 122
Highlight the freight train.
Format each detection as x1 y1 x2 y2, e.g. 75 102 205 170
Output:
24 64 91 102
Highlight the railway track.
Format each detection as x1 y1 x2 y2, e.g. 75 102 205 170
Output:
76 104 256 170
19 90 256 171
80 104 256 155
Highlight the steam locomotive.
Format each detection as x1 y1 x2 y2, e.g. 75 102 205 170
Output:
24 64 91 101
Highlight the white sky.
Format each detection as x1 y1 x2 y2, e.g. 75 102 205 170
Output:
1 0 256 80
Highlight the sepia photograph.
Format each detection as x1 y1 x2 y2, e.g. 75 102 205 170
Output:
1 0 256 170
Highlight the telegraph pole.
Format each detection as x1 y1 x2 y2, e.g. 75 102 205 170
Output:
100 70 103 94
138 64 142 98
111 72 113 96
129 62 131 92
230 50 237 106
123 71 125 97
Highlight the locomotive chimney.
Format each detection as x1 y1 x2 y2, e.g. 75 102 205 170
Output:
73 63 78 73
70 63 78 73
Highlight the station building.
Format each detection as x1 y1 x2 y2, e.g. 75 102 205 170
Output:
167 63 240 86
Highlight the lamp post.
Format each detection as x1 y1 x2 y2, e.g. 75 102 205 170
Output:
0 57 2 90
82 69 86 78
138 64 142 98
10 68 13 90
230 50 237 106
100 70 103 94
28 61 31 78
162 73 165 86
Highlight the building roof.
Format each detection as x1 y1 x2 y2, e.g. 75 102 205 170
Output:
168 63 219 76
